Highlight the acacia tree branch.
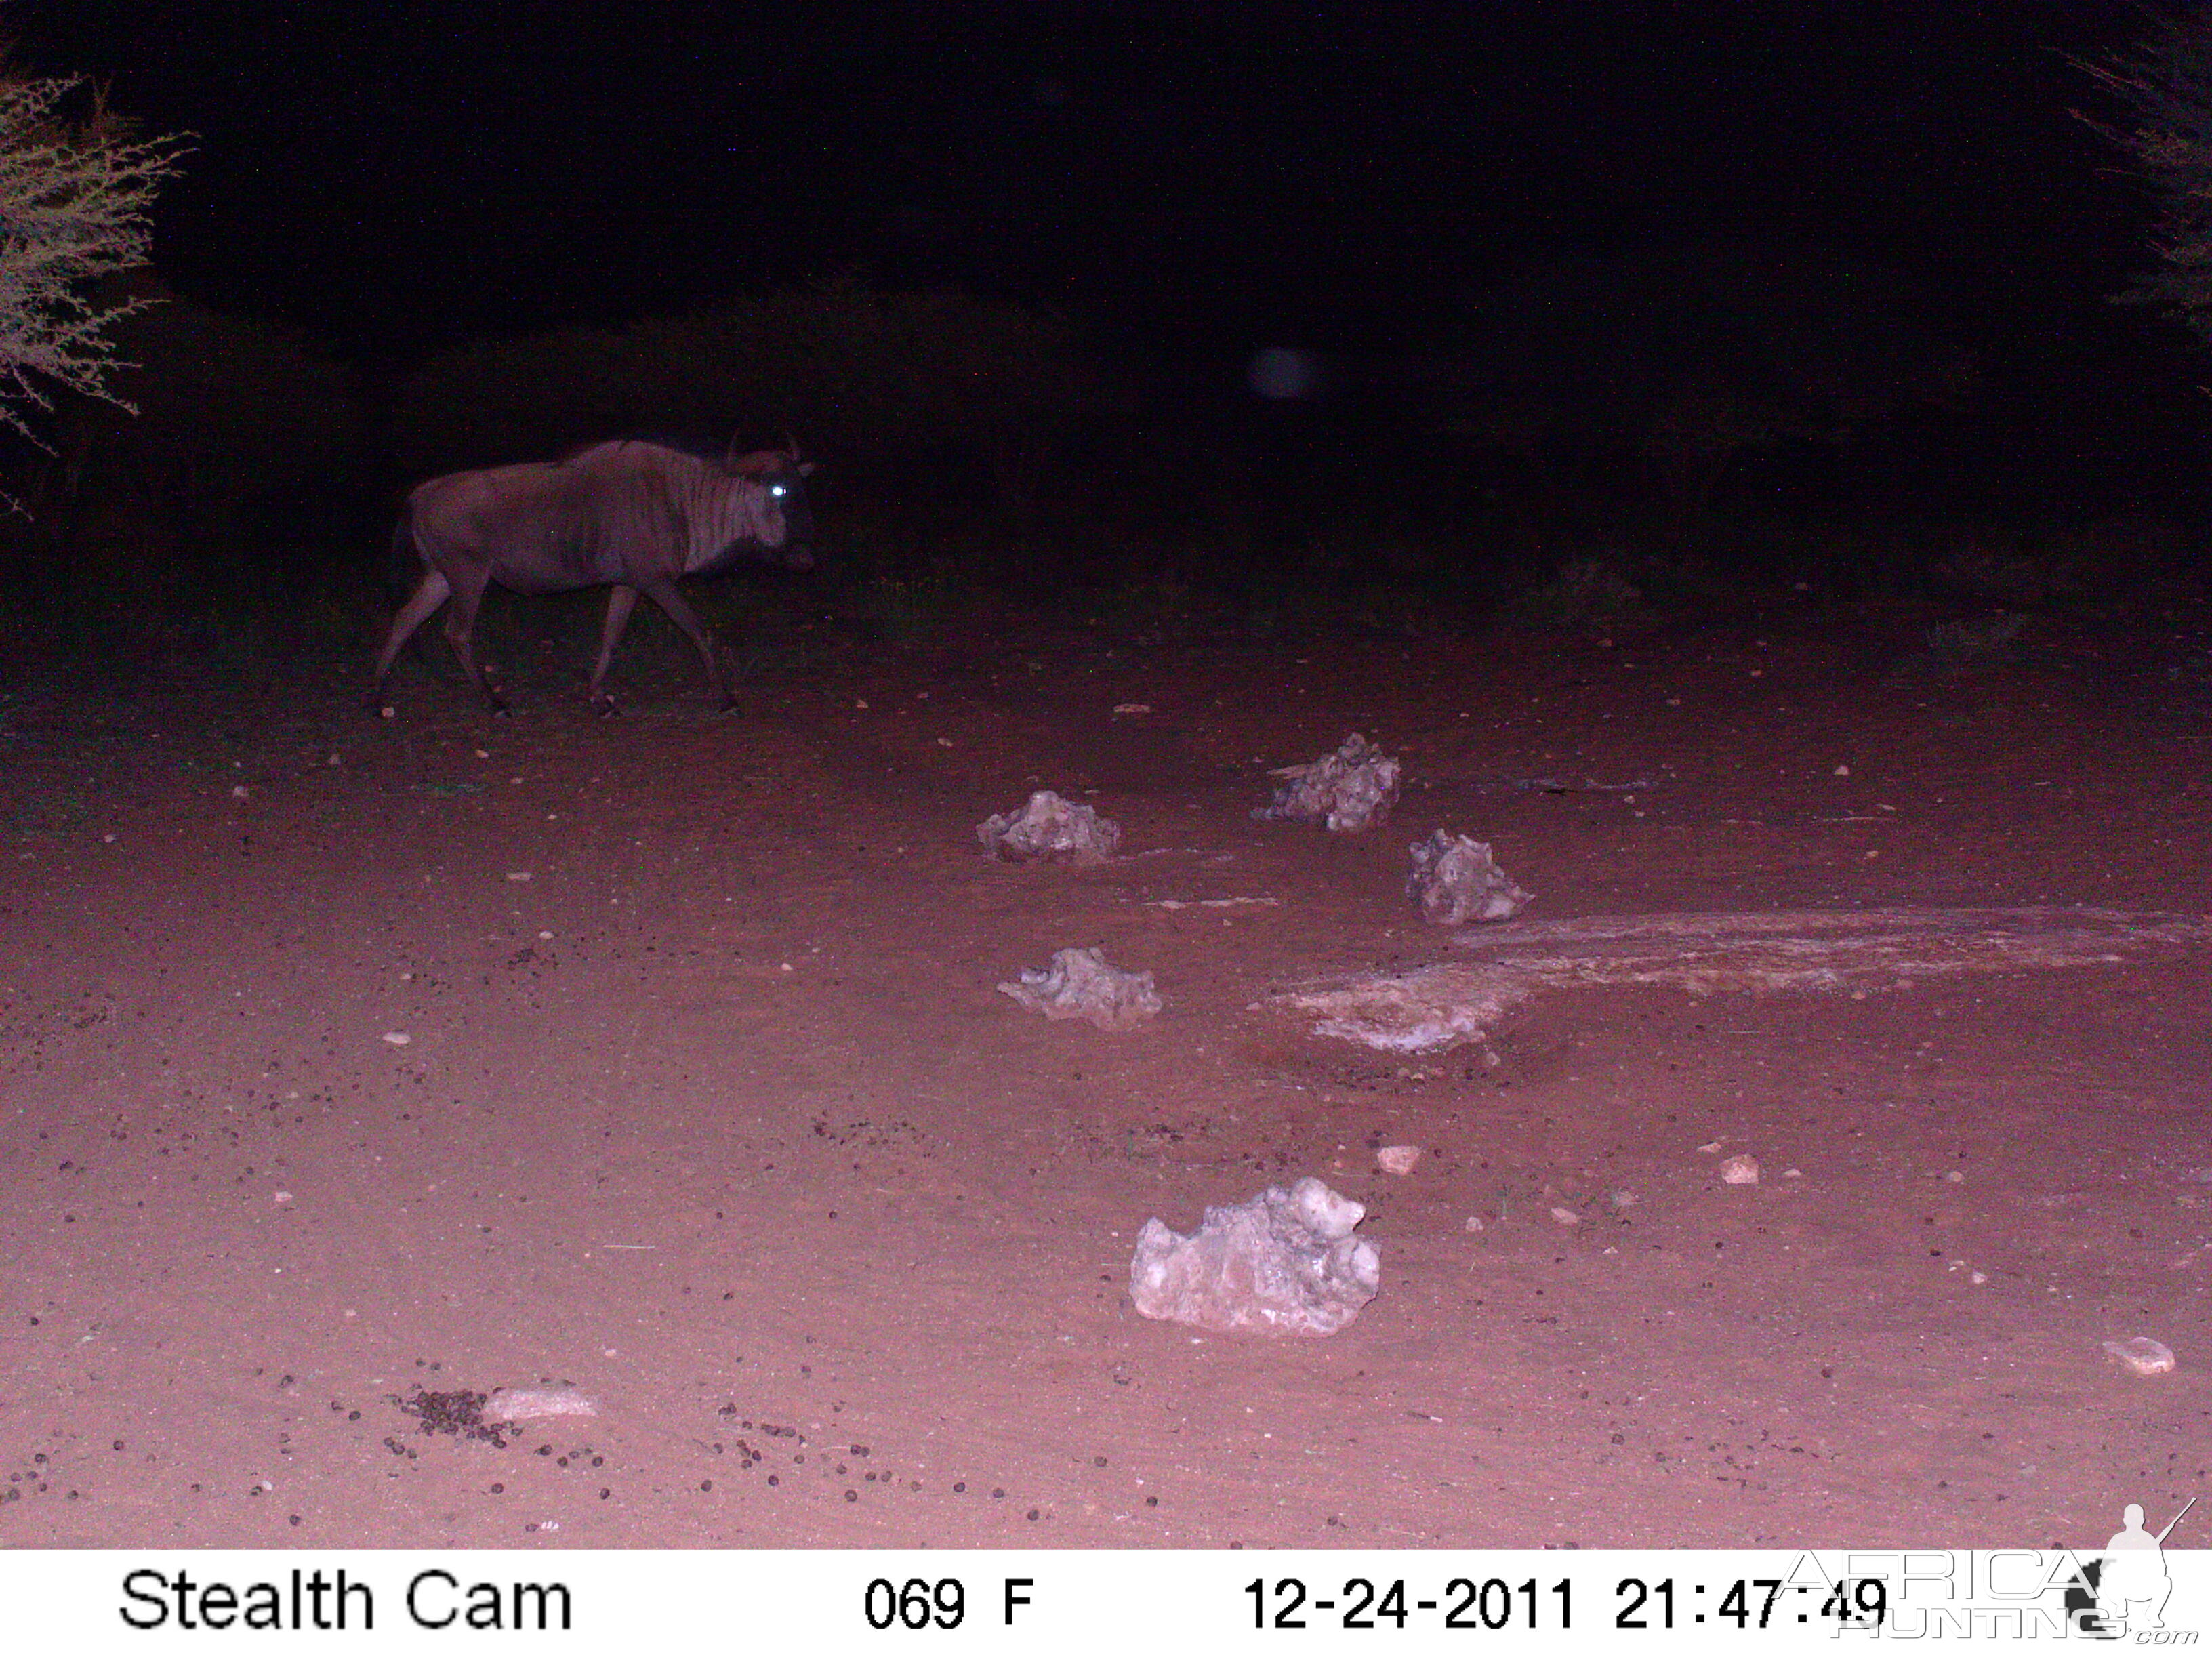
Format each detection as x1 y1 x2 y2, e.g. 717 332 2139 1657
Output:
0 74 188 449
2078 12 2212 344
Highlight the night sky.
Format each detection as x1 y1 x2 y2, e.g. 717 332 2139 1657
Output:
13 1 2178 371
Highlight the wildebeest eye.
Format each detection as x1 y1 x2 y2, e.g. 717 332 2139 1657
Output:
770 485 787 497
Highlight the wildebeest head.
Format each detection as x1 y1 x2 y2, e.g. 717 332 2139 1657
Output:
726 438 817 570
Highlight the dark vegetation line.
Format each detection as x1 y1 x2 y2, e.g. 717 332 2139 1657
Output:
0 3 2207 667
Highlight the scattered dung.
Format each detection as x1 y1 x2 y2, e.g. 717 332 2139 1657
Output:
391 1388 508 1446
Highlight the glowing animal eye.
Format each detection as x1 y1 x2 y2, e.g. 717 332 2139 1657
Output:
771 485 786 496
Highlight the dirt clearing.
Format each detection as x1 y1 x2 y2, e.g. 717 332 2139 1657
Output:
1 613 2206 1549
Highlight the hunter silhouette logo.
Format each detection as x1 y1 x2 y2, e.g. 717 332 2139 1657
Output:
2069 1496 2195 1636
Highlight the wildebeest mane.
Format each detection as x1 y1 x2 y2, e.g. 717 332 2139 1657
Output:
556 432 729 470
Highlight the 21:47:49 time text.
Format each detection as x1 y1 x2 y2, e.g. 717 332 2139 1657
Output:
1246 1574 1892 1632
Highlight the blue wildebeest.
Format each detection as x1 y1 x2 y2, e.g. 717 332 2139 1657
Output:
373 438 816 714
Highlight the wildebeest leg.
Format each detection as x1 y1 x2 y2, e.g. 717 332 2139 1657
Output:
440 569 508 715
638 577 734 709
588 585 640 713
371 569 453 710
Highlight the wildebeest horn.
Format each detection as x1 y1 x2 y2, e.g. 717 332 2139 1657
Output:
782 431 801 461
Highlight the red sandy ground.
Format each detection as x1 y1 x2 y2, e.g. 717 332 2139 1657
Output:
0 608 2205 1551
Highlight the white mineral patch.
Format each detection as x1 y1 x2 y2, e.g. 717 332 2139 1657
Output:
998 946 1160 1029
1255 733 1401 833
977 790 1122 863
1279 907 2212 1053
486 1385 600 1420
1407 830 1532 925
1148 897 1280 910
1129 1176 1380 1336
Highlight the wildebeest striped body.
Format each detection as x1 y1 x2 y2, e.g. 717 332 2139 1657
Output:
373 438 815 714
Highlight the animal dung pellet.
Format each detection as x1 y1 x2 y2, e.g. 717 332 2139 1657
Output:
977 790 1122 863
1407 830 1533 924
1376 1145 1422 1175
1255 733 1401 833
1719 1153 1761 1185
998 947 1160 1029
485 1385 600 1420
1129 1176 1380 1336
2102 1337 2177 1376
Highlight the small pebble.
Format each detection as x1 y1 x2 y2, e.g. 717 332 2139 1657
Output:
1719 1154 1761 1186
1549 1206 1580 1225
1376 1145 1422 1176
2102 1337 2176 1376
381 1031 411 1046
